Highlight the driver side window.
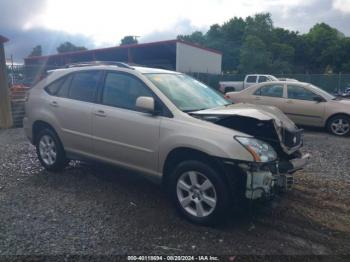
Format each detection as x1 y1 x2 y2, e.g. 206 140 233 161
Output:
102 72 154 111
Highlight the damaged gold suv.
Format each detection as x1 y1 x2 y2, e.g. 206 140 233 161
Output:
24 62 310 225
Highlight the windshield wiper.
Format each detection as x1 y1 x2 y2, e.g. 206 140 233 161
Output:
184 103 232 113
183 108 208 113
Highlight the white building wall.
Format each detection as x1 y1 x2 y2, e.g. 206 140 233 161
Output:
176 42 222 74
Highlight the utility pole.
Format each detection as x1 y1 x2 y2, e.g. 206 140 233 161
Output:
0 35 13 128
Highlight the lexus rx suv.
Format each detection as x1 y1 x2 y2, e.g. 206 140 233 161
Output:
24 62 310 225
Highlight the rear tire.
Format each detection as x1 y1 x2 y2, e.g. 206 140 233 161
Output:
35 128 69 172
169 160 231 226
327 115 350 136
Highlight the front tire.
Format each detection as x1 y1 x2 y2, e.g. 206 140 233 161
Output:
169 160 231 226
327 115 350 136
35 128 68 172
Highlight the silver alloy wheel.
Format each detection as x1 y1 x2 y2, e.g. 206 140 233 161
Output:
330 118 350 136
39 135 57 166
176 171 217 218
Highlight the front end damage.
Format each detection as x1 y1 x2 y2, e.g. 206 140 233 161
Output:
190 103 311 200
238 152 310 200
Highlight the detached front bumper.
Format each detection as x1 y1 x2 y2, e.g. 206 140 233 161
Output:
241 153 311 200
289 153 311 173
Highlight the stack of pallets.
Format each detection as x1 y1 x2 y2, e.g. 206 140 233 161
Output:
10 86 28 127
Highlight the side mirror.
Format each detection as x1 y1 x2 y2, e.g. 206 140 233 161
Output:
313 96 325 103
136 96 155 113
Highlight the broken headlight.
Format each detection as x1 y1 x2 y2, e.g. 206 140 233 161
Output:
235 136 277 163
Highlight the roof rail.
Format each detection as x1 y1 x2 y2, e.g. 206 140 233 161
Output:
65 61 134 69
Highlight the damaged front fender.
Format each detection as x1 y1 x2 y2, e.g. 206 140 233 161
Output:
191 103 304 157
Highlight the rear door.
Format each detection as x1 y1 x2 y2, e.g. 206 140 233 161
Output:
251 83 286 110
284 84 325 126
47 70 102 155
91 71 161 174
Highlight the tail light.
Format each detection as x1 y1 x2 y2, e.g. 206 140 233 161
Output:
224 94 230 99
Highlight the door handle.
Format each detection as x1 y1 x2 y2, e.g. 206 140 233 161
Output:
255 97 261 100
94 110 106 117
50 101 59 107
286 100 293 104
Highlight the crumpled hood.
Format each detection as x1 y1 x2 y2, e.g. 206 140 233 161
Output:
191 103 303 156
191 103 298 131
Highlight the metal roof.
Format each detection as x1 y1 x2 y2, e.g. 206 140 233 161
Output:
25 39 222 62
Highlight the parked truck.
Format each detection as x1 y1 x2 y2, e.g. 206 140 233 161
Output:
219 74 278 93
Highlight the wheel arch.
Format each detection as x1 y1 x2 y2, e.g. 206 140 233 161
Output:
325 113 350 127
162 147 246 198
32 120 58 144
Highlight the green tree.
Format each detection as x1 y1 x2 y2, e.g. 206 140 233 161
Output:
338 38 350 72
306 23 343 72
269 43 294 73
214 18 246 72
176 13 350 73
120 36 138 46
177 31 206 45
56 42 87 53
244 13 274 44
239 35 272 73
28 45 42 57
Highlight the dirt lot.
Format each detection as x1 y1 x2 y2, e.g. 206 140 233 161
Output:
0 128 349 256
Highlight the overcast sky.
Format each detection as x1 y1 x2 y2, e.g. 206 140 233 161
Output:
1 0 350 62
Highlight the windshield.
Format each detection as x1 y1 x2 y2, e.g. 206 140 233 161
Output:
145 73 230 112
309 85 336 100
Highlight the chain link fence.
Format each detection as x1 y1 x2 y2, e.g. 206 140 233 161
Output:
5 65 350 127
189 73 350 93
6 65 350 93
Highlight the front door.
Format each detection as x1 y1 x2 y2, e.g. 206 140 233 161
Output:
92 71 160 174
252 83 286 110
284 84 325 126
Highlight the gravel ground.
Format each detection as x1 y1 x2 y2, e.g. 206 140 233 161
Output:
0 128 349 256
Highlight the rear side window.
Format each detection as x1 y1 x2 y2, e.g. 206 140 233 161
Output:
255 84 284 98
56 74 72 98
69 71 101 102
45 77 66 95
246 76 257 83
